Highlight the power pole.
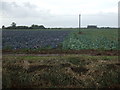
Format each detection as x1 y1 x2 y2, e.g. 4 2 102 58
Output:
79 14 81 29
79 14 81 33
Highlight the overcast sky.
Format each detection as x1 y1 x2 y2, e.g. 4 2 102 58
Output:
0 0 119 28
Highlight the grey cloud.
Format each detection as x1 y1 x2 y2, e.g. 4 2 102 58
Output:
0 1 118 28
23 2 37 9
44 13 117 28
1 13 118 28
118 1 120 28
1 1 51 19
82 13 118 27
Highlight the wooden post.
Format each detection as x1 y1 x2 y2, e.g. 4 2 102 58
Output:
79 14 81 33
79 14 81 29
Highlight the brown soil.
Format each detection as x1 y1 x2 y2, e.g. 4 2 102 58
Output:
2 49 119 56
78 31 83 34
3 53 119 88
71 66 89 74
60 63 71 67
28 65 53 72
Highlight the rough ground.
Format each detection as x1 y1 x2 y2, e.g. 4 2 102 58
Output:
2 54 120 88
2 49 119 56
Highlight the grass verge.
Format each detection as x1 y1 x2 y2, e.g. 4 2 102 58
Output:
2 54 120 88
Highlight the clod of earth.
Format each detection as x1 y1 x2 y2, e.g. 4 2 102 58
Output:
27 65 53 72
71 66 89 74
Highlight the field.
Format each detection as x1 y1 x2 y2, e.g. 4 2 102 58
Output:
3 54 119 88
2 28 119 52
62 28 118 50
2 29 71 49
2 28 120 88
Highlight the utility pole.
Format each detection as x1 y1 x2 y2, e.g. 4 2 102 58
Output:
79 14 81 33
79 14 81 29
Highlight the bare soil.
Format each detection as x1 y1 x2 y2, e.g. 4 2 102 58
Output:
2 49 119 56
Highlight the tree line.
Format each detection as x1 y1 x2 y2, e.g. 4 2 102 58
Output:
2 22 46 29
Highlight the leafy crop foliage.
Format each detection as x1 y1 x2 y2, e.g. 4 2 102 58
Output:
2 28 118 50
62 29 118 50
2 30 70 50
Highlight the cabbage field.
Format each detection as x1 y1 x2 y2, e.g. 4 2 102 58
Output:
62 29 118 50
2 28 119 50
2 28 119 88
2 30 71 50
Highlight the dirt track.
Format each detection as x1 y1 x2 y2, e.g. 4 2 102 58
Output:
2 49 119 56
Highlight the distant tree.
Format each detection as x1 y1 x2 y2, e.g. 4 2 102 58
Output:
11 22 16 28
39 25 45 29
17 26 29 29
30 24 45 29
2 25 5 29
31 24 38 27
30 24 38 29
4 23 46 29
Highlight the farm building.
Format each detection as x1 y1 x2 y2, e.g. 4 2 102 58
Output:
87 25 97 29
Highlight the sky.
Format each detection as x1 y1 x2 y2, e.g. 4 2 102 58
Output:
0 0 119 28
118 1 120 28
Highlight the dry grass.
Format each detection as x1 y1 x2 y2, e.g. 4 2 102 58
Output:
2 54 120 88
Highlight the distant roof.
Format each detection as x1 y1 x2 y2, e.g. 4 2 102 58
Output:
87 25 97 28
87 25 97 26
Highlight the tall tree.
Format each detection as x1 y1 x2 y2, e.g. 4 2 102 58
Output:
11 22 16 28
2 25 5 29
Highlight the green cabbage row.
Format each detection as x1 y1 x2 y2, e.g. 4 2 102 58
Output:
62 30 118 50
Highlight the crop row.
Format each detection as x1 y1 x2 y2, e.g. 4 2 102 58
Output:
2 30 71 50
62 30 118 50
